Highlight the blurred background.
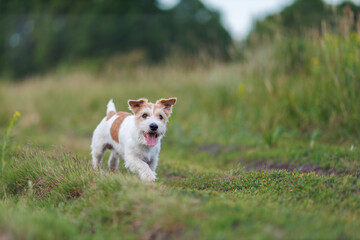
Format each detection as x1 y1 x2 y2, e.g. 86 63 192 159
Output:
1 0 358 77
1 0 360 150
0 0 232 78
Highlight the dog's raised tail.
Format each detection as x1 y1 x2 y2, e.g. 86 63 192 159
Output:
107 99 116 114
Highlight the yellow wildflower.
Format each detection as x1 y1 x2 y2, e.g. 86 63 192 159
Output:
311 57 319 66
238 83 245 98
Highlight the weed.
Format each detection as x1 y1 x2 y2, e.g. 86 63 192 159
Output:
310 129 320 148
1 111 20 171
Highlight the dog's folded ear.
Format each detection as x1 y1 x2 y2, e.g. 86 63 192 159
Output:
128 98 148 114
156 98 177 116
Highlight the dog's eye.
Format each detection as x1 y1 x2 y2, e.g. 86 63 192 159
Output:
159 115 163 120
142 113 148 119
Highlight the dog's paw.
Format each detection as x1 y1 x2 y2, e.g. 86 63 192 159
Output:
140 171 157 183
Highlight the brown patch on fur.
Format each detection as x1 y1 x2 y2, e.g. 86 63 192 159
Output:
110 112 131 143
128 98 148 114
155 98 177 116
106 111 116 120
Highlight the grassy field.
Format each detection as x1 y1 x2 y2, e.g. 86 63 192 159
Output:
0 33 360 239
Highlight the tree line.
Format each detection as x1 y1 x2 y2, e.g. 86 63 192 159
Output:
0 0 232 79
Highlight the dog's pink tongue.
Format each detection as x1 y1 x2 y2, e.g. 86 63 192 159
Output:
143 132 157 146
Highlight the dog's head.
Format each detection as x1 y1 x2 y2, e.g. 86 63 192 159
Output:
128 97 177 147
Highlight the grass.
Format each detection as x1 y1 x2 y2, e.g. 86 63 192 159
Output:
1 146 359 239
0 32 360 239
241 32 360 141
1 111 20 171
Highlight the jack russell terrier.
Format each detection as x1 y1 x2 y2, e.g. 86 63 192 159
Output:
91 98 176 182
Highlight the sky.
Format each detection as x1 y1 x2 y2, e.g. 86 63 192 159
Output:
159 0 360 40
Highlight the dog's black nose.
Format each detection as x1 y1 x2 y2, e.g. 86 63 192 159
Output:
149 123 158 131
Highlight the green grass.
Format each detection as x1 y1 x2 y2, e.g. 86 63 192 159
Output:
0 32 360 239
0 146 359 239
241 33 360 141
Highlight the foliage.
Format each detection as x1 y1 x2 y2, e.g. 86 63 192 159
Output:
248 0 360 44
0 0 232 79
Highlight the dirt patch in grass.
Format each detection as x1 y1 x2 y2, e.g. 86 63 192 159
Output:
198 144 246 155
66 189 83 200
0 231 12 240
199 144 221 154
242 159 336 176
143 224 186 240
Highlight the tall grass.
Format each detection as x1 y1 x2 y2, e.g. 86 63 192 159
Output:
240 30 360 142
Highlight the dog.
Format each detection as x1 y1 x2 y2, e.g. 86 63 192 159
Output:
90 98 176 182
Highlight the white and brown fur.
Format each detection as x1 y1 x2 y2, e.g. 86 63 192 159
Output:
90 98 176 182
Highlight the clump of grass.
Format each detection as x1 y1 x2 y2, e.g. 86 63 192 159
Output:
262 126 282 147
1 147 94 201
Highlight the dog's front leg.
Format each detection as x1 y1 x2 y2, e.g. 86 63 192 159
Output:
124 154 156 182
149 155 159 173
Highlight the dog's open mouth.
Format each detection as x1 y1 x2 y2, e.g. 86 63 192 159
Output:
142 132 158 147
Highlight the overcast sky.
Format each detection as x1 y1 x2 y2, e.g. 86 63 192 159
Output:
159 0 360 39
